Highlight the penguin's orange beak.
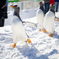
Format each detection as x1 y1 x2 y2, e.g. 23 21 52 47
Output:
10 5 15 8
50 4 52 7
39 2 41 4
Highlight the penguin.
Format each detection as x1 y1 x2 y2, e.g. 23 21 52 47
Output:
43 4 55 37
36 2 45 31
10 5 32 48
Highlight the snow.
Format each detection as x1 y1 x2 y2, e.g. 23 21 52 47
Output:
0 8 59 59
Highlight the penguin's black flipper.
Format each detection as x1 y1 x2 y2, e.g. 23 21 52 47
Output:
22 21 37 27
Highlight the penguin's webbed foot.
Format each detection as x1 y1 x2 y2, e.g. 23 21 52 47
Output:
43 29 47 33
39 29 43 31
57 18 59 22
27 39 32 43
10 43 17 48
49 33 53 37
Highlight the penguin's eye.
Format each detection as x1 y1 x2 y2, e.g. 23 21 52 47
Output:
14 5 19 7
17 5 19 7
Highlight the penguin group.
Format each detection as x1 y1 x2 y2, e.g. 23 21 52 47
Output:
36 2 55 37
10 2 55 48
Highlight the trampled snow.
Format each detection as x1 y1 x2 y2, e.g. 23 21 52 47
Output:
0 9 59 59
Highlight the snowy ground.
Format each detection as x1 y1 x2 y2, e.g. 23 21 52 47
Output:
0 9 59 59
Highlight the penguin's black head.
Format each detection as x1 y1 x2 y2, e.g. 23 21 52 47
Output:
50 4 55 13
39 2 45 14
50 4 55 9
50 4 54 7
10 5 20 13
10 5 20 17
50 4 55 10
10 5 19 8
39 2 44 7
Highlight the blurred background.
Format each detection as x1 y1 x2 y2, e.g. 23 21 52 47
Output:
8 0 41 11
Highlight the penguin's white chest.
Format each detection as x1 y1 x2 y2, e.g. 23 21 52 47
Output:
36 9 44 27
43 11 55 33
11 16 28 43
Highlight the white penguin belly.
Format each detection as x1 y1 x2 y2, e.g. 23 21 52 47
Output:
11 16 28 43
36 9 44 28
43 11 55 33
